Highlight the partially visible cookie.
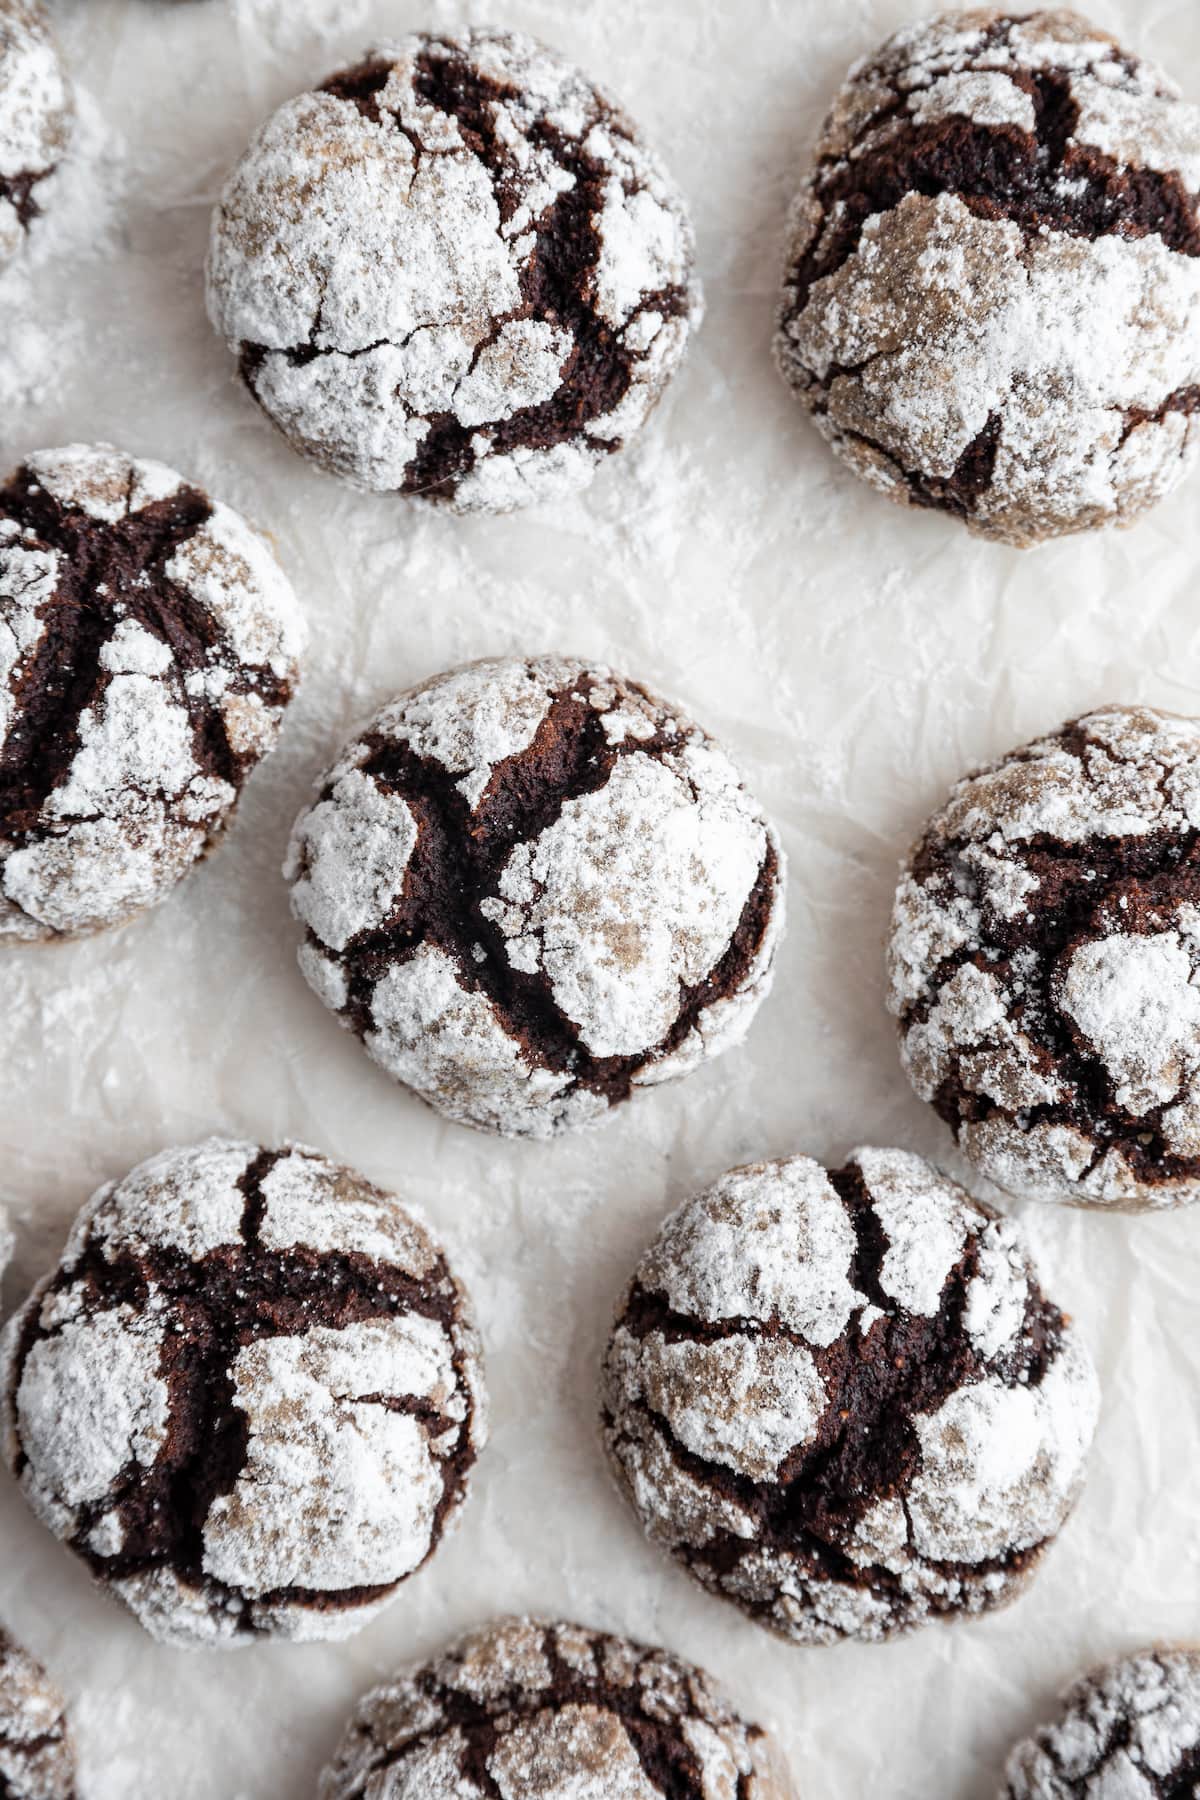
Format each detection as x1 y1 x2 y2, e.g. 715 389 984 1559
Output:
0 444 305 942
601 1147 1098 1645
318 1615 795 1799
0 1 74 269
0 1205 11 1285
285 656 785 1138
888 705 1200 1210
776 9 1200 546
0 1627 75 1800
1003 1646 1200 1797
0 1138 488 1647
207 28 701 513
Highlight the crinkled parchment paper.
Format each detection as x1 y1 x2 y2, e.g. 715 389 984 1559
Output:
2 1 1199 1794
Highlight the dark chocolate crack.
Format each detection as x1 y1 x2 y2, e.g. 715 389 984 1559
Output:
604 1164 1066 1629
0 168 49 234
0 465 292 849
241 41 693 504
297 677 778 1113
4 1153 481 1637
790 20 1200 318
345 1622 761 1798
900 718 1200 1187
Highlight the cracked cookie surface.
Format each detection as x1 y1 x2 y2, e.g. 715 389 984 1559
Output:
206 28 701 514
601 1147 1097 1646
775 8 1200 546
0 1627 75 1800
1003 1646 1200 1798
285 655 785 1140
889 705 1200 1210
0 1137 488 1648
0 1 74 270
318 1614 795 1799
0 444 305 942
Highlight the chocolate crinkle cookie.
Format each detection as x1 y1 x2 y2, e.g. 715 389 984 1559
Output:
775 9 1200 547
601 1147 1098 1647
0 444 305 942
0 1628 75 1800
319 1615 794 1800
1003 1646 1200 1798
285 656 785 1139
890 705 1200 1211
0 1 73 270
0 1138 487 1648
206 29 700 514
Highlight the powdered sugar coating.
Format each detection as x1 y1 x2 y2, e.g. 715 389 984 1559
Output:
285 655 785 1139
318 1616 795 1800
0 1138 487 1648
207 28 700 515
601 1147 1098 1646
889 704 1200 1210
1003 1645 1200 1797
775 8 1200 547
0 1 74 270
0 444 305 942
0 1627 75 1800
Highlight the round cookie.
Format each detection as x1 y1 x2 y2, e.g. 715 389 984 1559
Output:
0 1138 487 1647
775 9 1200 547
889 705 1200 1210
285 656 785 1139
0 1 74 270
206 28 700 514
601 1146 1098 1646
318 1615 794 1799
0 1628 75 1800
1003 1646 1200 1798
0 444 305 941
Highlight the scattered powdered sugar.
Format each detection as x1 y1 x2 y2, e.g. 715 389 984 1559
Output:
317 1617 792 1800
206 28 701 513
0 444 305 942
889 705 1200 1209
1003 1646 1200 1798
601 1147 1099 1646
776 9 1200 546
286 655 784 1139
0 1137 488 1649
0 1626 75 1800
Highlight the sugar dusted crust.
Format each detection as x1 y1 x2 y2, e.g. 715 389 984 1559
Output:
0 0 74 268
285 655 785 1139
889 704 1200 1210
0 444 305 942
776 8 1200 546
0 1138 488 1648
319 1616 794 1799
601 1147 1098 1645
0 1626 75 1800
207 28 701 514
1003 1645 1200 1797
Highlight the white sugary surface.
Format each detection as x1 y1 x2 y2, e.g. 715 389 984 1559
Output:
2 0 1200 1792
0 442 306 941
0 1626 74 1800
1003 1645 1200 1797
0 1137 487 1649
287 655 783 1137
0 0 74 269
601 1148 1099 1641
318 1616 792 1800
206 27 700 513
888 705 1200 1207
776 9 1200 547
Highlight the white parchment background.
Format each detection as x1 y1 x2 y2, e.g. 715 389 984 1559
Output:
2 0 1199 1793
